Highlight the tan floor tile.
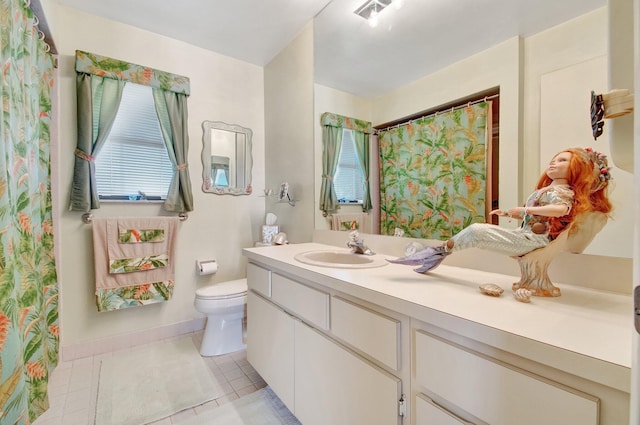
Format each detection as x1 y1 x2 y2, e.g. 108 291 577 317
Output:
230 375 253 391
214 392 239 406
222 366 245 381
236 384 258 397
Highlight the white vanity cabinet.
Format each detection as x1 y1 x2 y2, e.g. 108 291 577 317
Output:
243 243 631 425
246 262 405 425
246 262 295 408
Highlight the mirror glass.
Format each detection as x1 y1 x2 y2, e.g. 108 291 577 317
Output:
313 3 631 259
201 121 252 195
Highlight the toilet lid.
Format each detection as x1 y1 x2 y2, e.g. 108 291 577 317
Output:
196 279 247 300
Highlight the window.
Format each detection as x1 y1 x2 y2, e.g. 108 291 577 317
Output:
334 129 364 204
94 83 173 200
211 156 230 187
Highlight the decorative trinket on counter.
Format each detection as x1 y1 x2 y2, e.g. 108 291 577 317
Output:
261 213 279 244
513 288 533 303
479 283 504 297
404 242 424 256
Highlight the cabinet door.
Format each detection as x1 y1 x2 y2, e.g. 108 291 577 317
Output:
246 291 294 410
294 320 402 425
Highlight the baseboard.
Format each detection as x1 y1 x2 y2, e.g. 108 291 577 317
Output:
60 317 206 361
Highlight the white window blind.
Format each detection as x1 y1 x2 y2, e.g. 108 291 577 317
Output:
334 129 364 203
95 83 173 200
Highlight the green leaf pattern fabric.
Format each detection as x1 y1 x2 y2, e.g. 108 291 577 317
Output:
379 103 489 240
96 281 174 312
340 220 359 231
0 0 59 422
118 228 165 243
320 112 374 134
75 50 190 95
109 254 169 274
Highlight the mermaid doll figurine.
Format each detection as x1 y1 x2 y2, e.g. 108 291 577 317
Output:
388 147 613 274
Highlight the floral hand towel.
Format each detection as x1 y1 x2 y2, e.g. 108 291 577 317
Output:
331 213 369 232
92 217 179 311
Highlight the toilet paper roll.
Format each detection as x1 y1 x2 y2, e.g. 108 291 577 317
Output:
196 260 218 276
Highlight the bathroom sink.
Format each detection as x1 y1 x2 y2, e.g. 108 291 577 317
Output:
294 250 388 269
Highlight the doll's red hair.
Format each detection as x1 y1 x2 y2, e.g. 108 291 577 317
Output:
535 147 612 239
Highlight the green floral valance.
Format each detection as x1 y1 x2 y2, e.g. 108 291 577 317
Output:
321 112 373 134
75 50 190 95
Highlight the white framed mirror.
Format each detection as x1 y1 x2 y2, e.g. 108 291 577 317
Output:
201 121 253 195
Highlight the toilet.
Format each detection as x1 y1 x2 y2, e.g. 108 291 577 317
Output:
194 278 247 356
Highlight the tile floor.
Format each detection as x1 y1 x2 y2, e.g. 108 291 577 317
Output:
33 331 267 425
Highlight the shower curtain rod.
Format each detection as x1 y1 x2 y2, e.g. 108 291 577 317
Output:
376 93 499 134
28 0 57 55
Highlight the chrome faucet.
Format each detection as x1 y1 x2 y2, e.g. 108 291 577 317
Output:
347 230 375 255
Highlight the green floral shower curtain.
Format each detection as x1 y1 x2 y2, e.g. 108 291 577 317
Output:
379 102 490 239
0 0 59 423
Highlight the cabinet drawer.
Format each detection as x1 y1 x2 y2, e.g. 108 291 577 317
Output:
415 331 599 425
415 394 474 425
331 296 399 371
271 273 329 330
247 263 271 297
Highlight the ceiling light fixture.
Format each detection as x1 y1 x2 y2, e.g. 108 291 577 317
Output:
354 0 392 27
368 8 379 27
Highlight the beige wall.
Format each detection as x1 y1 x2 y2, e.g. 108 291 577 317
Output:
523 8 607 190
264 23 315 243
606 0 635 173
52 4 266 351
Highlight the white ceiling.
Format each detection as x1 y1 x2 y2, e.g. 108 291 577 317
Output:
55 0 606 99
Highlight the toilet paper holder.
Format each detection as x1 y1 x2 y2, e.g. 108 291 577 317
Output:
196 259 218 275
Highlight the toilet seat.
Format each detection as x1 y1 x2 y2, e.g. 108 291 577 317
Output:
195 279 247 300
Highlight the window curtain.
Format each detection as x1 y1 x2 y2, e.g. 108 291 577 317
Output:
319 125 342 216
319 112 373 216
352 131 372 211
70 74 124 211
152 89 194 212
70 50 193 212
378 102 491 239
0 1 59 423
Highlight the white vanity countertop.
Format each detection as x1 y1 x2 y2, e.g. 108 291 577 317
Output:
244 243 632 392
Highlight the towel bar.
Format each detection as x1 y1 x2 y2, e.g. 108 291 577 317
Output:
81 212 188 223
